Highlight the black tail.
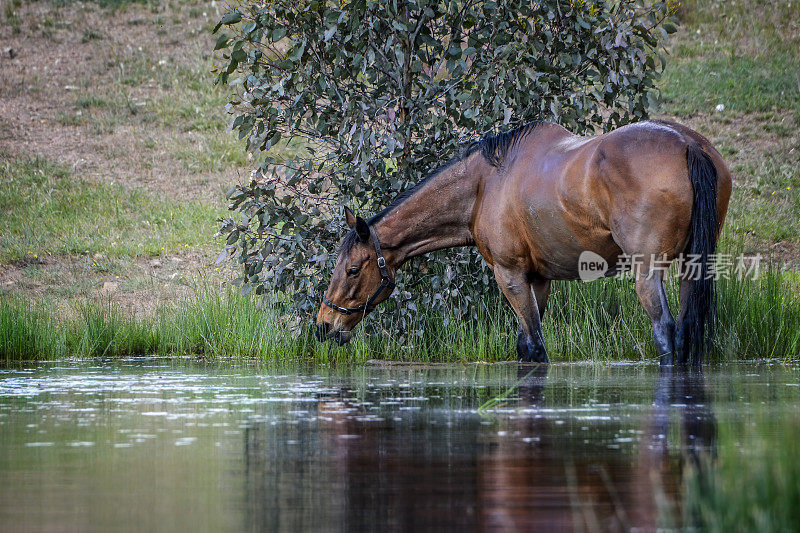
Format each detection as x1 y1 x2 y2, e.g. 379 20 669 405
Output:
680 144 719 364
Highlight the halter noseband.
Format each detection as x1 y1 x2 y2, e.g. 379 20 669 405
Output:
322 225 395 316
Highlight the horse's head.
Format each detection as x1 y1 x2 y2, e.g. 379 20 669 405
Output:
315 207 395 345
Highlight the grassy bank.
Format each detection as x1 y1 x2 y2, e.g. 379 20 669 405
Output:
0 156 225 263
3 267 798 363
1 0 799 362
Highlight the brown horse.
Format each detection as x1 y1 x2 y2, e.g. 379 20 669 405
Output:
315 120 732 365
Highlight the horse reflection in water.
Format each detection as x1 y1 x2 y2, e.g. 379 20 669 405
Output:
478 367 716 531
242 367 716 531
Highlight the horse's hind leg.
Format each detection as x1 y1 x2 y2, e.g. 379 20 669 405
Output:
635 270 677 366
493 266 549 363
533 278 551 319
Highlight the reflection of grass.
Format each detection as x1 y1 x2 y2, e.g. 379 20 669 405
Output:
0 156 224 262
477 368 537 413
2 267 799 362
686 409 800 531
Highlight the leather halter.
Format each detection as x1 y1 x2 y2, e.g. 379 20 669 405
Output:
322 225 395 316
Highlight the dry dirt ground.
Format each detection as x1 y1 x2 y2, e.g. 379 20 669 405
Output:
0 0 246 199
1 0 246 314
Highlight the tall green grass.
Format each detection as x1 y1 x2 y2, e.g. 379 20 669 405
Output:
2 268 798 363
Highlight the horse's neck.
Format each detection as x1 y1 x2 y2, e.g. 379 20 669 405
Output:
375 151 485 266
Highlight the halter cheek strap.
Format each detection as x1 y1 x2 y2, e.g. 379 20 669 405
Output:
322 225 396 316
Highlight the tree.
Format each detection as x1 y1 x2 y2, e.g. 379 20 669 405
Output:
213 0 677 335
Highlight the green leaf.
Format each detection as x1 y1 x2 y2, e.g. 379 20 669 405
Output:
271 27 287 42
288 41 306 62
220 11 242 25
213 10 242 33
214 33 230 51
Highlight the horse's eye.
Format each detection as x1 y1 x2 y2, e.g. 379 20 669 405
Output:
347 267 360 276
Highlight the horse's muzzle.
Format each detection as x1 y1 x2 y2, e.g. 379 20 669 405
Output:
333 330 352 345
314 322 352 345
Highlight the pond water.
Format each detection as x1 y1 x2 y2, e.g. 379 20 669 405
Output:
0 359 798 531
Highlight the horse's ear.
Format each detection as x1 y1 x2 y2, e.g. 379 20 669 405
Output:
344 206 357 229
355 216 370 243
344 206 370 242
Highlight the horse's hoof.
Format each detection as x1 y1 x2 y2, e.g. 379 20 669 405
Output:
518 350 549 364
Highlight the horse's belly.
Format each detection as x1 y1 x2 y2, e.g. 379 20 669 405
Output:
525 220 623 281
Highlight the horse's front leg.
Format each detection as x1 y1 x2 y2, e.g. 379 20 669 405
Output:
493 267 549 363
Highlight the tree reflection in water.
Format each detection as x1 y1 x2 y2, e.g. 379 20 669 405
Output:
242 365 717 531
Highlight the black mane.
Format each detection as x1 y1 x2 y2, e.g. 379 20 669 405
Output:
478 121 541 167
339 122 542 254
339 228 362 256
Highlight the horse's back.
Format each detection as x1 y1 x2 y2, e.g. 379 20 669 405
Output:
476 120 732 279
